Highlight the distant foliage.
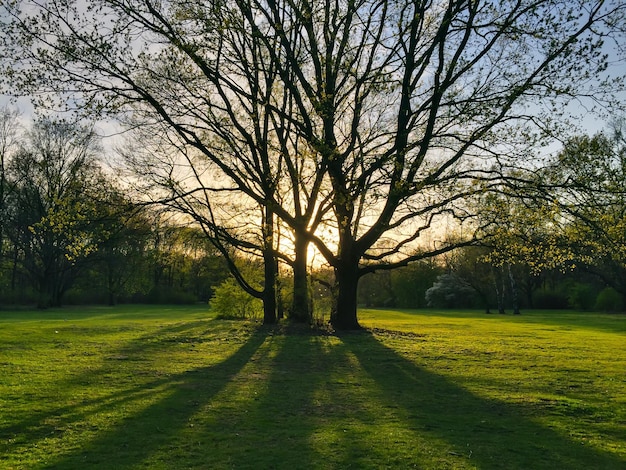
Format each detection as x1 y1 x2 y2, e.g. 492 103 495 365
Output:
532 289 570 310
567 283 598 311
210 278 262 320
594 288 624 312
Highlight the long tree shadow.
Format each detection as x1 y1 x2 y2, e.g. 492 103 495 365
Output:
6 320 624 468
1 319 245 451
340 329 625 470
212 327 331 468
225 327 408 468
32 323 270 469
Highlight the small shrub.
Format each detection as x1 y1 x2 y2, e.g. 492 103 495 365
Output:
210 278 262 319
594 287 624 312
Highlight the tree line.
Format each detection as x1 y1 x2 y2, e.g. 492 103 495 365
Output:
1 110 624 315
0 112 230 308
1 0 625 326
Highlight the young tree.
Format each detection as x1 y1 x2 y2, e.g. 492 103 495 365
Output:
475 191 574 311
2 0 624 327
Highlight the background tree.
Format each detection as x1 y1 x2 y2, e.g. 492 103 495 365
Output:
442 246 497 312
93 198 153 306
475 192 575 313
3 119 110 307
357 259 443 309
2 0 624 327
0 107 20 263
425 273 477 309
546 120 626 302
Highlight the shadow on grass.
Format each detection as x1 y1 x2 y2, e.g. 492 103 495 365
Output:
216 328 330 467
0 304 209 322
5 319 623 469
226 326 416 468
340 329 625 470
14 322 270 469
35 324 337 469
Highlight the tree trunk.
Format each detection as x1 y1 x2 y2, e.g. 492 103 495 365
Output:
262 208 277 325
51 289 63 308
262 256 277 324
291 233 311 323
330 261 361 330
493 266 506 314
37 276 51 309
508 264 521 315
276 259 284 320
10 243 18 292
107 263 117 306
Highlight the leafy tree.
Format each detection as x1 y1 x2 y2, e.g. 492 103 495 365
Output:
546 122 626 301
94 200 153 305
136 215 228 303
2 0 624 327
391 261 443 309
441 246 497 312
357 259 442 308
4 119 109 307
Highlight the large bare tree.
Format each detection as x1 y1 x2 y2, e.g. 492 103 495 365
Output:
1 0 624 327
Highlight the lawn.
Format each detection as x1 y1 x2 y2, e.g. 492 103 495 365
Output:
0 305 624 469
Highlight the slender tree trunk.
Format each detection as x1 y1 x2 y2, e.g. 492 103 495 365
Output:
262 251 277 324
276 259 284 320
262 208 277 325
10 243 18 292
330 261 361 330
108 264 117 306
37 275 50 309
291 232 311 323
52 288 63 308
508 264 521 315
107 261 116 306
493 266 506 314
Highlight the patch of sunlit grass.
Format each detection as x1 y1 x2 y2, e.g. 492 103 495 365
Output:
0 305 624 469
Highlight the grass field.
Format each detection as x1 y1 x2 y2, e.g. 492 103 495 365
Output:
0 305 624 469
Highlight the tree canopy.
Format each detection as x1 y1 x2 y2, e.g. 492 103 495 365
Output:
1 0 625 327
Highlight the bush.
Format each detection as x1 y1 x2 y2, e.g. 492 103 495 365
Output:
594 287 624 312
64 287 108 305
210 278 262 319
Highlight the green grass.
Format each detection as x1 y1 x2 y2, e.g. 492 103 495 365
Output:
0 305 624 469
